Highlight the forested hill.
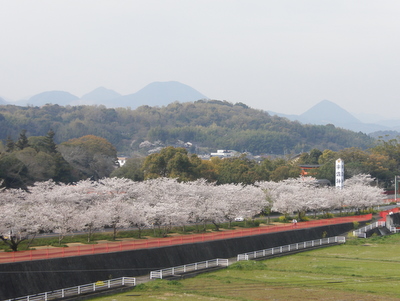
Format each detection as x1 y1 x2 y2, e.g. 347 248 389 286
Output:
0 100 374 156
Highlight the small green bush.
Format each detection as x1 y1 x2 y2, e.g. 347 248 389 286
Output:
228 260 267 270
278 216 288 223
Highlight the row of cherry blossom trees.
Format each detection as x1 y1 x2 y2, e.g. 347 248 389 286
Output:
258 174 384 221
0 178 265 251
0 174 384 251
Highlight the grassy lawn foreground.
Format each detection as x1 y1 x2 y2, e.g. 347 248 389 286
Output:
90 234 400 301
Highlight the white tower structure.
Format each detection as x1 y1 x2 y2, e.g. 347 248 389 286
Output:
335 158 344 189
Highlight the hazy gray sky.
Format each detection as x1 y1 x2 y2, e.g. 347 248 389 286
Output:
1 1 400 119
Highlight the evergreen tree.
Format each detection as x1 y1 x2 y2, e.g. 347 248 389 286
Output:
15 130 29 150
45 129 57 153
5 136 15 153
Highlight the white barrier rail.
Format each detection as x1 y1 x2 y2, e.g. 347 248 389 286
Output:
237 236 346 261
6 277 136 301
150 258 229 279
352 221 386 237
390 226 400 233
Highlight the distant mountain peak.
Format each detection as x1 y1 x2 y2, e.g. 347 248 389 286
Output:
118 81 209 108
300 99 360 124
26 91 79 106
80 87 121 102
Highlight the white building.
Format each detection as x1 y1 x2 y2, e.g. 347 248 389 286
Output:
117 157 127 167
210 150 238 158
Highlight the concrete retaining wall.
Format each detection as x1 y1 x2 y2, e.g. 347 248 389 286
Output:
0 223 355 300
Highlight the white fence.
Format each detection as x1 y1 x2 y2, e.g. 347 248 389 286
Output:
6 236 350 299
389 226 400 233
6 277 136 301
150 258 229 279
352 221 386 238
237 236 346 261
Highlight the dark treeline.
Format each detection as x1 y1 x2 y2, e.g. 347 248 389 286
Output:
1 128 400 190
117 144 400 189
0 131 118 189
0 100 374 156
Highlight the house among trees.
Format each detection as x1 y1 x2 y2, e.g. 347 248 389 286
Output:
117 157 127 167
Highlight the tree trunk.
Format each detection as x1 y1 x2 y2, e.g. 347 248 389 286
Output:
87 225 93 243
112 224 117 240
27 233 37 249
212 222 220 231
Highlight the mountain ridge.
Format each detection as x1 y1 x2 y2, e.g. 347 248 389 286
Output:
268 100 399 135
7 81 208 109
1 83 400 135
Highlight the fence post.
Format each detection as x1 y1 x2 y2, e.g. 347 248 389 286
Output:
93 283 96 291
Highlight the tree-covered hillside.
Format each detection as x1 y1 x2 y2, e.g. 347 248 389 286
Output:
0 100 375 156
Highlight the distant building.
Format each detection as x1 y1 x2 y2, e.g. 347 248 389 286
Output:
117 157 127 167
313 179 332 187
210 150 238 158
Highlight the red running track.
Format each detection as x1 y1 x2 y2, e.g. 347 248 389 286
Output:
0 214 372 264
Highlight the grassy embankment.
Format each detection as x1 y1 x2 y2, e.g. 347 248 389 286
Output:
90 234 400 301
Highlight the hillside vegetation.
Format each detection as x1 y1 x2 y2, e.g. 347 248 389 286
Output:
0 100 374 156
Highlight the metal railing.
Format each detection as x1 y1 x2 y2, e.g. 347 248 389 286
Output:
6 277 136 301
237 236 346 261
352 221 386 238
390 226 400 233
150 258 229 279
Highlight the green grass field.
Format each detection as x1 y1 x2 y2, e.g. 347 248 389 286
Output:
90 234 400 301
